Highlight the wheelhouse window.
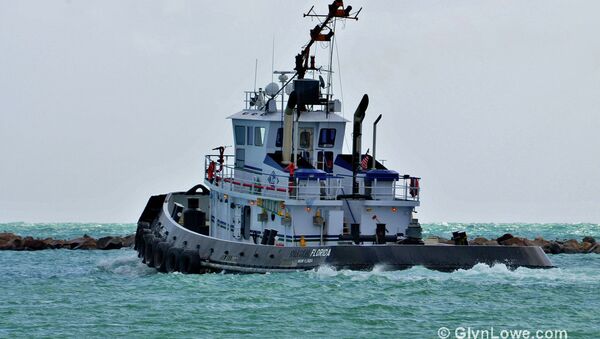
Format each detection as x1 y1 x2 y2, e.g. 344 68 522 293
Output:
299 128 313 149
275 128 283 147
235 148 245 168
235 126 245 145
254 127 265 146
318 151 334 173
318 128 336 148
247 126 254 145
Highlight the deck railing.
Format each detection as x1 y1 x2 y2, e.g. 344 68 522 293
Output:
204 155 420 201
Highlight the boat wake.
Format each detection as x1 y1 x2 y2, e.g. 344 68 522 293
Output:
309 262 598 285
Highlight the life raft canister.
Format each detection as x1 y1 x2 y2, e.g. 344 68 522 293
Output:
409 177 419 198
207 161 216 182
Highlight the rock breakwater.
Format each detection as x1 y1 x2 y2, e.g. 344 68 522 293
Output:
431 233 599 254
0 233 134 251
1 232 598 254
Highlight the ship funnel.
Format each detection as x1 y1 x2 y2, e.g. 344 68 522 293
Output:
282 91 297 165
372 114 382 170
352 94 369 194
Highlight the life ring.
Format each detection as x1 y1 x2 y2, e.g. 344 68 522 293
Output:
178 250 201 274
153 242 170 273
165 247 183 273
409 178 419 198
207 161 216 183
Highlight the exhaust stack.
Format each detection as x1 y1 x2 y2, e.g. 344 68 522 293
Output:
372 114 382 170
281 92 297 165
351 94 369 194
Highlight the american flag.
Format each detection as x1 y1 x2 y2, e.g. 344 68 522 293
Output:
361 149 370 170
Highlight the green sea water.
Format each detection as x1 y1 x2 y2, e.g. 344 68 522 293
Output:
1 223 599 338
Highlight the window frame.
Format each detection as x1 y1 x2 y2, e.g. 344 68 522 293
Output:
247 126 254 146
299 128 313 149
235 126 246 146
254 127 265 146
318 128 336 148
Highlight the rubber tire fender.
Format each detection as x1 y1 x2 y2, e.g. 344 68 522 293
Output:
165 247 183 273
153 242 170 273
136 233 145 258
142 234 155 267
178 250 201 274
134 226 141 251
137 229 152 257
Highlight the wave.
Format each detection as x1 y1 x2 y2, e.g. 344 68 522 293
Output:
96 251 156 276
309 260 600 285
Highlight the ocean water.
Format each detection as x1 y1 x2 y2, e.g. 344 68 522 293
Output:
1 223 599 338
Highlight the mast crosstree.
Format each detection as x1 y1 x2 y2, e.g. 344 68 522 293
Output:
295 0 361 80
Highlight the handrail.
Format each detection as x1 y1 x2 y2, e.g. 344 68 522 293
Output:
203 155 420 201
205 155 342 200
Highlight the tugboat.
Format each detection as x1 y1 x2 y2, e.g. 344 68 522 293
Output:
134 1 553 273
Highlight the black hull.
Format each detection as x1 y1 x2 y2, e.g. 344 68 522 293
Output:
135 194 554 274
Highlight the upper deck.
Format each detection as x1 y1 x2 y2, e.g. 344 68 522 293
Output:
204 154 420 203
228 109 348 123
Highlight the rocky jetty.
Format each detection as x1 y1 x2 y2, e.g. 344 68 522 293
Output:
431 233 599 254
0 232 598 254
0 233 135 251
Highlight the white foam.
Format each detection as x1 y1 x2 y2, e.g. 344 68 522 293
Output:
308 261 600 286
96 251 156 276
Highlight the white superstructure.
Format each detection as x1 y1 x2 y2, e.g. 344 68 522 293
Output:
204 102 420 246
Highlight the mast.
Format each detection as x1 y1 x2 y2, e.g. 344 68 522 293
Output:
274 1 362 166
296 1 361 79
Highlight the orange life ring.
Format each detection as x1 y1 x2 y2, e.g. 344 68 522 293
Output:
410 177 419 198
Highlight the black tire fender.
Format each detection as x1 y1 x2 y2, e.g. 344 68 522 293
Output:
178 250 201 274
136 234 145 258
153 242 170 273
143 234 155 267
165 247 183 273
134 227 141 251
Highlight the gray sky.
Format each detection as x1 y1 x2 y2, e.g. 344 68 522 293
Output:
1 0 599 223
